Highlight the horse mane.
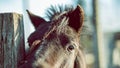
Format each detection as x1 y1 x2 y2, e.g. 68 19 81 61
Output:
45 5 74 21
45 5 87 37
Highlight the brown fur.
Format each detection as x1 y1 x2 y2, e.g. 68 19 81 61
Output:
19 5 86 68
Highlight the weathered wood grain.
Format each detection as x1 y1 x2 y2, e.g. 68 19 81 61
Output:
0 13 25 68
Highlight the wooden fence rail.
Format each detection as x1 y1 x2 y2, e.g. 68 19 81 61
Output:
0 13 25 68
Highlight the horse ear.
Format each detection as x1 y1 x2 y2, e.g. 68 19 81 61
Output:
68 5 84 33
74 49 86 68
26 10 46 29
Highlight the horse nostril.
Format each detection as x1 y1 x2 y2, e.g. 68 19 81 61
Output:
67 45 74 51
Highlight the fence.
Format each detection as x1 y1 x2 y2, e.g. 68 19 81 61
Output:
0 13 25 68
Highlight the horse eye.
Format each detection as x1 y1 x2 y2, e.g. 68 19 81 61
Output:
67 45 75 51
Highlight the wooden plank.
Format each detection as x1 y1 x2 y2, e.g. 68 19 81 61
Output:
0 13 25 68
93 0 107 68
13 13 25 68
0 14 4 68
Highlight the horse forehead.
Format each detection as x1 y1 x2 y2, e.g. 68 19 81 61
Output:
28 15 77 46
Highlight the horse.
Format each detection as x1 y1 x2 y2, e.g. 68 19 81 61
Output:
19 5 86 68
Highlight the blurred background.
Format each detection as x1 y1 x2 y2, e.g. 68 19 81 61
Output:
0 0 120 68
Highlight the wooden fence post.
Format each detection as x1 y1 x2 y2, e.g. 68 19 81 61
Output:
0 13 25 68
